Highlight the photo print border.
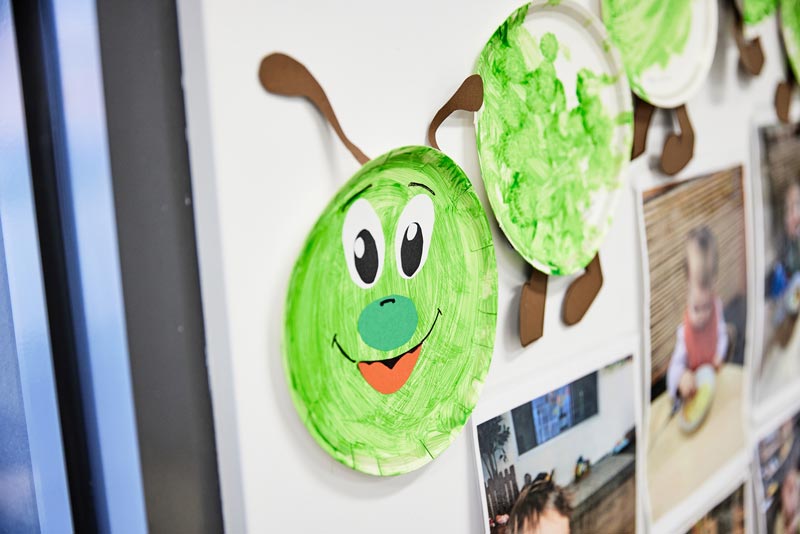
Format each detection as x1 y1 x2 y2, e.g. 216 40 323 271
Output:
470 335 644 534
748 113 800 423
636 165 755 534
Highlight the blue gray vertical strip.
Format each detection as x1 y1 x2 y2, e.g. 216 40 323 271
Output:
48 0 147 531
0 194 39 534
0 0 72 530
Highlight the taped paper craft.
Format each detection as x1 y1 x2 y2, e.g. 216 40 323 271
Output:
260 54 497 476
475 0 631 345
603 0 718 175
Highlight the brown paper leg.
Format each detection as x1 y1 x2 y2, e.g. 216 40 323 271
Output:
776 81 794 123
733 10 764 75
519 268 548 347
562 254 603 327
632 95 655 160
660 104 694 176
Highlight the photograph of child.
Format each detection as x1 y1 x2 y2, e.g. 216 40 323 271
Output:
474 356 636 534
685 485 745 534
667 226 730 402
754 123 800 404
758 413 800 534
641 167 748 523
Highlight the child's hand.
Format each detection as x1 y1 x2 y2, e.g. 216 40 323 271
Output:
679 370 697 399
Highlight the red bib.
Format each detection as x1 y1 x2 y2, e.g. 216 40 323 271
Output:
684 300 718 370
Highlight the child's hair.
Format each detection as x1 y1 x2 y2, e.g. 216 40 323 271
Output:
685 225 718 289
509 472 572 534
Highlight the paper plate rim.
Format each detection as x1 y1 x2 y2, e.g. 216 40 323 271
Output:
282 145 498 476
603 0 718 108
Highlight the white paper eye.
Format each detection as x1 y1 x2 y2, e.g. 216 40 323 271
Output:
395 194 435 279
342 198 385 288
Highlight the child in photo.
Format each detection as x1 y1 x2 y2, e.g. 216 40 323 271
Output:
780 180 800 276
508 472 572 534
768 179 800 329
667 226 729 401
774 461 800 534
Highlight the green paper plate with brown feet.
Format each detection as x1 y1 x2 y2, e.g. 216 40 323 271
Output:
261 54 497 476
476 1 632 277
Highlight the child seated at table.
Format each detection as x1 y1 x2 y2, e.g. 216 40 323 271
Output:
780 180 800 277
508 471 572 534
768 180 800 324
667 226 729 401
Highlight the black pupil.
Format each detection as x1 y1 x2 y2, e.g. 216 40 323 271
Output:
401 223 423 277
354 229 378 284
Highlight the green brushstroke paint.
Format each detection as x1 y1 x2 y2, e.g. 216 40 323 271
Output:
782 0 800 81
476 4 631 276
743 0 776 25
601 0 692 98
284 146 497 476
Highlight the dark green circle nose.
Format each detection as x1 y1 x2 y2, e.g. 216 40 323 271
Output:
357 295 418 351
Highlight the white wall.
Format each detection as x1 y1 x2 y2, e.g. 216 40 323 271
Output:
521 360 635 489
176 1 796 532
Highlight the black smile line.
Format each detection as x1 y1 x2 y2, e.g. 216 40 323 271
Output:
332 308 442 367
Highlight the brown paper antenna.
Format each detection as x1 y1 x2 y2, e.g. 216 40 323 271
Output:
259 53 369 165
427 74 484 150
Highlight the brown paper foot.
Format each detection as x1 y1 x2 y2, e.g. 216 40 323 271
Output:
776 81 793 123
733 11 764 76
562 254 603 326
738 37 765 76
632 95 655 160
660 104 694 176
520 268 548 347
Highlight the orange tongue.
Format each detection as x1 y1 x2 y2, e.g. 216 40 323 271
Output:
357 344 422 394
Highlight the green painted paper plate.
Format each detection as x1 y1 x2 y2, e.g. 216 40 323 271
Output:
602 0 717 108
476 1 632 276
781 0 800 82
283 146 497 476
